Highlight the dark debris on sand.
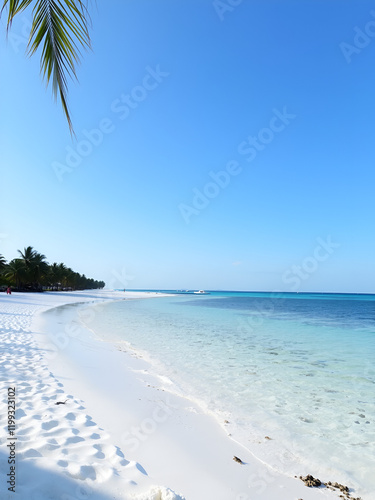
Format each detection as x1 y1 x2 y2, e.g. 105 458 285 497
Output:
298 475 362 500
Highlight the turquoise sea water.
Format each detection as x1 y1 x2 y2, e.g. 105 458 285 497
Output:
83 291 375 497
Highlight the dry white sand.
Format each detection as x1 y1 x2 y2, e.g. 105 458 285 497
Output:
0 290 356 500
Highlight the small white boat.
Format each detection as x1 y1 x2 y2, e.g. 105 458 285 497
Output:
194 290 210 294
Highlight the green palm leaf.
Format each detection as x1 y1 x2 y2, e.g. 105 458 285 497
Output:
0 253 7 271
2 0 91 134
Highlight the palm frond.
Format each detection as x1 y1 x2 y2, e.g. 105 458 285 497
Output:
1 0 33 27
2 0 91 135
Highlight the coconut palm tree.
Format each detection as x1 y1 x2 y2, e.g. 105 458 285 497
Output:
48 262 68 289
48 262 62 289
63 267 77 289
1 0 91 134
30 251 49 287
4 259 27 288
18 246 37 268
17 246 48 288
0 254 7 285
0 253 6 271
18 246 37 283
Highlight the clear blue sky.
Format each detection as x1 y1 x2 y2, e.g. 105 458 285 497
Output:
1 0 374 292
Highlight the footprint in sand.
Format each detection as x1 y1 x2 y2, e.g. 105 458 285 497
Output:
93 444 105 459
84 416 96 427
14 409 27 421
18 382 32 390
57 460 69 468
17 426 36 436
67 463 97 481
23 448 43 458
92 443 130 467
65 436 85 445
125 461 148 476
41 420 59 431
65 412 89 424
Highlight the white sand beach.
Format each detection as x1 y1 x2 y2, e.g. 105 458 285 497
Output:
0 290 360 500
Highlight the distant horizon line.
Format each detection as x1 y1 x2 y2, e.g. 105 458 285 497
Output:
113 288 375 296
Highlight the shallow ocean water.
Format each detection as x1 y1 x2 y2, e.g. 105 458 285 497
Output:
82 291 375 497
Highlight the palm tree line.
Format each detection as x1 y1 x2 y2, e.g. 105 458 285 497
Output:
0 246 105 291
